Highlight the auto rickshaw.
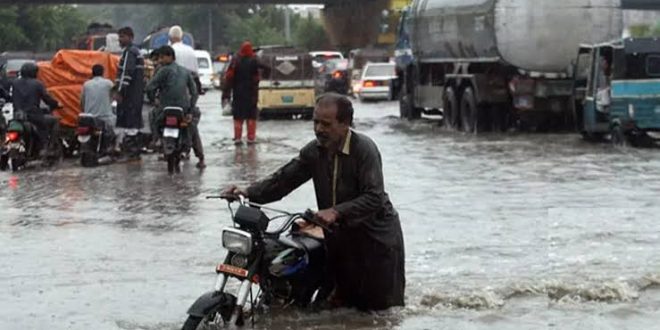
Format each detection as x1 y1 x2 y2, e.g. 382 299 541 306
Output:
256 46 315 119
573 37 660 146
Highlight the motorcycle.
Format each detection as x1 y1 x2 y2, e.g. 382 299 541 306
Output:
76 113 116 167
181 196 330 329
0 110 42 171
162 106 188 173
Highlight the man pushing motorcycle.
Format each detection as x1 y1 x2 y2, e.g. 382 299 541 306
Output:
222 93 405 311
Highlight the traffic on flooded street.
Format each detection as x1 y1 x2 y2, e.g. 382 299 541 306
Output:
2 93 660 329
2 1 660 329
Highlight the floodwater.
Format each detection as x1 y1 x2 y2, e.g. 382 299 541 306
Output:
1 91 659 330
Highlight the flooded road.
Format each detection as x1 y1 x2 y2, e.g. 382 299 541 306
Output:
1 91 659 329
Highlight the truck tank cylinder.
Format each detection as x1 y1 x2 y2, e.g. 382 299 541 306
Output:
414 0 623 73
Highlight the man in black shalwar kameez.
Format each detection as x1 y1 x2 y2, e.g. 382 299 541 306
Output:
224 93 405 311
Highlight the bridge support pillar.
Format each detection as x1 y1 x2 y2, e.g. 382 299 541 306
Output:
321 0 388 50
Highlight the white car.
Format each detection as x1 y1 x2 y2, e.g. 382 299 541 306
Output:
310 51 344 69
194 50 214 91
356 62 396 101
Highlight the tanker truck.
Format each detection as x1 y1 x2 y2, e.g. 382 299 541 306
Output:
396 0 623 132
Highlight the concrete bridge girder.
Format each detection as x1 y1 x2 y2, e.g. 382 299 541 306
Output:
321 0 389 50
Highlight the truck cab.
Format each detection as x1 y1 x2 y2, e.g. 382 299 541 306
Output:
575 38 660 146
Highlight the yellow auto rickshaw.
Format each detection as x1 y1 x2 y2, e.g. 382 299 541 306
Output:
257 47 315 119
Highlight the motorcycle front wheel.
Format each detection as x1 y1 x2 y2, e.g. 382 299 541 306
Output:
181 293 238 330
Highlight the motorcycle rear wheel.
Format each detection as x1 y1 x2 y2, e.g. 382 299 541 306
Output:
11 158 21 172
166 154 180 174
81 153 98 167
181 293 238 330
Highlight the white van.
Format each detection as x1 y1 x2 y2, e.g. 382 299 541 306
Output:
194 50 214 91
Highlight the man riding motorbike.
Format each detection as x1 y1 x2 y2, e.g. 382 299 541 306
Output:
145 46 198 152
11 62 61 163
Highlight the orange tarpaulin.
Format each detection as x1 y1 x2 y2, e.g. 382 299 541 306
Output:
49 85 83 128
37 50 119 127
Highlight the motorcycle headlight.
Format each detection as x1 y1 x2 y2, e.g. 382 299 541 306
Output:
222 228 253 255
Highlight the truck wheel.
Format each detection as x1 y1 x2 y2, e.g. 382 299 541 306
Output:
460 87 478 133
442 87 459 129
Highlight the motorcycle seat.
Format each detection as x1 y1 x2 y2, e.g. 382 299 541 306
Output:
279 233 323 253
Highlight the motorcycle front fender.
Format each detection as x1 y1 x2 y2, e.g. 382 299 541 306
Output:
186 291 235 318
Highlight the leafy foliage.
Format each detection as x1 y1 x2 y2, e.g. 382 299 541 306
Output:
0 4 329 54
628 22 660 37
0 5 86 52
79 4 329 53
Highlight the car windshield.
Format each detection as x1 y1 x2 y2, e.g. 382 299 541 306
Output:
364 64 395 77
197 58 210 69
313 54 342 63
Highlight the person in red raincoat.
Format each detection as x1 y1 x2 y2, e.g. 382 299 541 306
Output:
222 41 261 145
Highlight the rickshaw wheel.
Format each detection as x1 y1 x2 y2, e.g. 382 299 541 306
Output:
610 124 629 147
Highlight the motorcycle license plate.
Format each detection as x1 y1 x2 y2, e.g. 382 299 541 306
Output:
77 135 91 143
216 264 248 278
163 128 180 138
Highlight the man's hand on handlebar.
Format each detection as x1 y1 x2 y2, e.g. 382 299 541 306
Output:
314 208 339 226
220 184 248 201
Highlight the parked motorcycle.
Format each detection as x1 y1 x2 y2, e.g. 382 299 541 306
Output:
76 113 116 167
181 196 330 329
162 106 188 173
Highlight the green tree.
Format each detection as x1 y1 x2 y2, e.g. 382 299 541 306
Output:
0 5 86 52
629 24 652 37
294 15 329 51
0 8 30 50
77 4 331 53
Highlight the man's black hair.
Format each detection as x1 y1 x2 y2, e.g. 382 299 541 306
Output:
149 48 160 60
316 92 354 126
92 64 104 77
118 27 134 38
158 45 176 60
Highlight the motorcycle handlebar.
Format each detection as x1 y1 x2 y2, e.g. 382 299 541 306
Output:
206 195 333 233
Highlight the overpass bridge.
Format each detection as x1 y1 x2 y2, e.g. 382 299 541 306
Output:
3 0 659 8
